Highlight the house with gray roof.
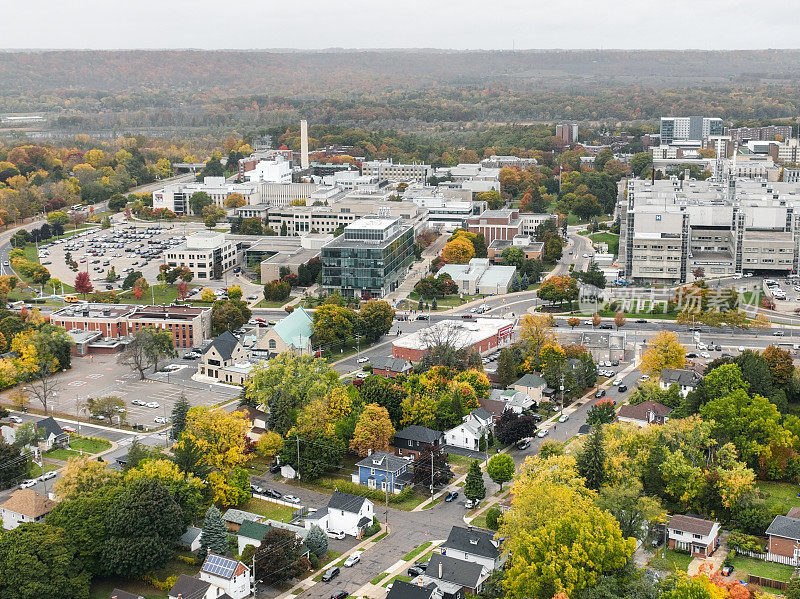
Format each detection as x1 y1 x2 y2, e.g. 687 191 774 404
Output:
659 368 702 397
110 590 145 599
488 389 535 415
512 374 547 403
371 356 413 378
440 525 503 570
255 306 313 356
386 581 444 599
178 525 202 552
424 553 490 594
667 514 720 557
35 416 67 450
306 491 375 538
444 409 493 452
392 425 443 459
351 451 412 494
198 330 250 384
222 508 264 532
767 514 800 559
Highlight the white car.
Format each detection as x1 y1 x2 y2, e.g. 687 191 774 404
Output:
356 357 370 364
558 414 569 423
284 495 301 504
19 479 37 489
8 415 23 424
39 471 57 481
537 428 549 438
639 374 650 381
700 352 711 359
738 346 745 352
697 342 707 350
344 553 361 567
154 416 169 424
355 372 369 379
327 529 346 540
145 402 160 408
613 377 624 386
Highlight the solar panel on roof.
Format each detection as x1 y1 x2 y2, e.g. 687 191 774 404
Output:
203 554 237 579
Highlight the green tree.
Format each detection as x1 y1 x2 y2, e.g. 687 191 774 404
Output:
586 400 616 425
240 217 263 235
278 432 345 480
171 435 210 479
124 437 149 472
496 349 519 388
0 440 26 488
171 394 190 440
312 303 357 346
304 524 329 558
211 299 251 335
189 191 213 216
86 395 125 423
596 481 664 540
501 246 525 268
485 507 503 530
358 375 407 427
487 453 515 490
200 505 229 556
630 152 653 177
594 148 614 172
0 523 91 599
254 527 310 585
104 478 184 576
464 459 486 503
577 425 606 490
358 300 394 342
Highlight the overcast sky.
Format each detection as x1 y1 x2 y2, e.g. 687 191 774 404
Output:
2 0 798 50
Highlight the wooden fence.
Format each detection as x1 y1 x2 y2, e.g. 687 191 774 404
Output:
748 575 788 592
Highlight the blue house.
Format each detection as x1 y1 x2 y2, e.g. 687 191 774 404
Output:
351 451 412 494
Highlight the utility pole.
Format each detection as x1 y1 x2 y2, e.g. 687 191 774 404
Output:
430 450 434 500
296 435 301 480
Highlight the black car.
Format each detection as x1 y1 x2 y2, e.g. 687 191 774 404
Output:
611 359 619 366
322 567 340 582
414 562 428 572
530 413 543 423
714 345 722 351
408 566 425 577
635 319 647 324
445 491 458 502
516 439 531 450
331 592 348 599
265 488 282 499
599 323 613 329
686 352 698 358
416 314 429 321
617 384 628 392
269 462 281 474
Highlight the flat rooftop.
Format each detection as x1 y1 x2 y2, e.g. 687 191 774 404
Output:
393 318 513 352
346 217 398 230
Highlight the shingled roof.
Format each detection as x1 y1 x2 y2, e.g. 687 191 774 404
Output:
0 489 56 519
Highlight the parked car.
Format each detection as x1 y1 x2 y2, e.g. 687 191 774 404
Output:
407 565 425 577
8 415 23 424
595 389 606 398
463 499 478 510
321 567 340 582
250 484 265 494
19 479 37 489
516 438 531 450
40 471 57 481
618 384 628 392
416 314 429 320
536 428 548 438
558 413 569 423
265 488 282 499
131 399 145 406
284 495 301 504
774 330 786 336
331 592 348 599
344 553 361 567
327 529 346 540
356 357 370 364
445 491 459 502
145 402 160 408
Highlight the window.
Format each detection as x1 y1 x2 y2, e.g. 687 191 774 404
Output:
268 339 276 349
693 534 701 539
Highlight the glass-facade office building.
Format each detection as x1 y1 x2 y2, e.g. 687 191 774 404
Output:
322 216 415 299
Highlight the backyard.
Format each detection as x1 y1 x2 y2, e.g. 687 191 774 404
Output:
648 548 694 573
756 481 800 514
729 555 796 582
240 497 297 523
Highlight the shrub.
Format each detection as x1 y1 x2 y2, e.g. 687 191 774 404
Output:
363 517 382 537
485 508 502 530
727 532 765 554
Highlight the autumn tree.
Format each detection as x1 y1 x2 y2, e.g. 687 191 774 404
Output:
224 192 246 208
176 280 190 300
592 313 602 328
763 344 794 389
349 403 395 457
73 271 93 298
182 406 250 472
640 331 686 376
567 317 580 329
537 275 579 307
442 236 475 264
54 456 122 500
614 312 627 329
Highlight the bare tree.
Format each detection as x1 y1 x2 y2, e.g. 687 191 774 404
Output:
417 320 477 370
26 368 61 414
119 333 148 379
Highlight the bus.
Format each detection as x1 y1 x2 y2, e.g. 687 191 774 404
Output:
64 295 80 303
70 204 83 211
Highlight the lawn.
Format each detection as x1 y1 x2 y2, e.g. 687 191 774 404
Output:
470 515 488 529
28 462 61 478
756 481 800 514
372 531 388 542
383 575 412 588
403 541 433 562
371 573 389 585
729 555 796 582
589 232 620 255
240 497 298 522
69 436 112 454
648 548 694 573
117 284 198 306
44 447 81 460
447 453 477 476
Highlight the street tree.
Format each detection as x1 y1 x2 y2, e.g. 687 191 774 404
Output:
596 480 665 540
487 453 515 490
639 331 686 376
350 403 395 457
358 300 394 341
592 313 602 328
496 349 519 388
494 409 538 446
567 317 580 329
54 456 122 500
614 312 626 329
586 399 616 425
86 395 125 423
73 271 93 298
464 459 486 503
577 425 606 490
171 394 190 440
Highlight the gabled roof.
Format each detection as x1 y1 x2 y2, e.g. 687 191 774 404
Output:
168 574 210 599
393 425 442 445
222 508 264 525
205 330 241 360
36 416 64 438
355 450 408 473
201 553 248 580
273 306 313 349
0 489 56 518
513 374 546 388
328 490 370 514
179 526 202 546
110 590 144 599
767 515 800 540
441 526 500 559
617 400 673 422
470 407 492 423
668 514 718 536
385 580 436 599
427 553 486 589
660 368 702 387
238 519 270 542
372 356 412 373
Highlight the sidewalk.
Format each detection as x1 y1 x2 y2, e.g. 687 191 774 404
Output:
352 539 446 599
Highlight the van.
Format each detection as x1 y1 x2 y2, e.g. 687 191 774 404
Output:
64 295 80 303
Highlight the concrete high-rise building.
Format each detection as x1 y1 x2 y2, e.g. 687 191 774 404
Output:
556 123 579 143
660 117 723 144
726 125 793 144
300 120 310 170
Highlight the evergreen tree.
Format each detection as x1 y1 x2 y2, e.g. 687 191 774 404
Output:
200 505 229 556
577 425 606 490
464 460 486 503
496 349 519 388
171 394 190 440
125 437 148 472
304 524 329 557
432 297 438 310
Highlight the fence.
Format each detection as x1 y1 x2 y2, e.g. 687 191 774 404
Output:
748 575 788 592
736 548 799 567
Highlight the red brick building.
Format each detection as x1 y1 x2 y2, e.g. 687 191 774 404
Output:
465 209 521 244
49 303 211 349
392 318 514 362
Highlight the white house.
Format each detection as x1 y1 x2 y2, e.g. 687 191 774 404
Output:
36 417 68 450
305 491 375 538
444 408 493 451
659 368 702 398
178 526 203 552
667 514 720 557
0 489 56 530
439 525 504 571
199 554 251 599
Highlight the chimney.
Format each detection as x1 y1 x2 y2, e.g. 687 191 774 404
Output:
438 560 443 579
300 120 310 170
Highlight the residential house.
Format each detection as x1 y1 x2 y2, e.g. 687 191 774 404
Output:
110 590 145 599
444 408 493 452
222 508 264 532
254 306 313 356
766 514 800 560
371 356 413 378
511 374 547 403
0 489 56 530
440 525 503 570
178 526 203 552
36 416 68 450
238 519 311 554
199 554 251 599
305 491 375 538
667 514 720 557
386 581 445 599
488 389 534 415
236 406 268 442
391 425 443 460
616 401 673 427
660 368 702 397
351 451 412 494
197 330 250 384
423 553 489 595
168 575 215 599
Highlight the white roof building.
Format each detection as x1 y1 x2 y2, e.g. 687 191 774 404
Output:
437 259 516 295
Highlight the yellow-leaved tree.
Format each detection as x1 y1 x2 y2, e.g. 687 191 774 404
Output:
442 236 475 264
639 330 686 376
349 403 395 457
182 407 250 472
54 456 122 500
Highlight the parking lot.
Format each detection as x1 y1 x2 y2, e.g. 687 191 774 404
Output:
5 353 240 431
40 222 192 289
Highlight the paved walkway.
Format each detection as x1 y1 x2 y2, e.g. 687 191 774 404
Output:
687 532 730 577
